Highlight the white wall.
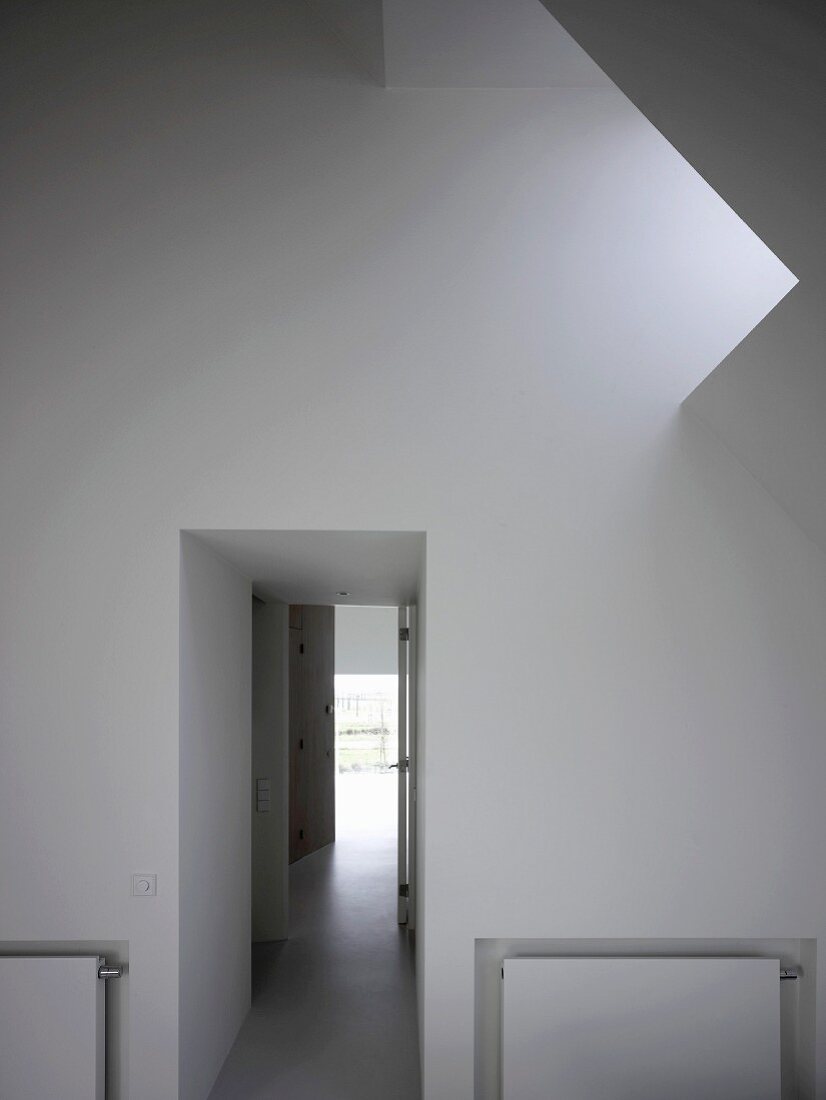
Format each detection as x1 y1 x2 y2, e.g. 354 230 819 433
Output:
336 605 398 674
252 599 289 942
1 3 824 1098
179 535 251 1099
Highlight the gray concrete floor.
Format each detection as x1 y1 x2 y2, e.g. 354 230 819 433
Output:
209 776 421 1099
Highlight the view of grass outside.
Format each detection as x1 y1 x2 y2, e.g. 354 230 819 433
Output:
335 673 398 774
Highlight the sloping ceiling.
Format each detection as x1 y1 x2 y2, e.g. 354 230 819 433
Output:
305 0 823 554
540 0 826 555
308 0 611 87
381 0 610 87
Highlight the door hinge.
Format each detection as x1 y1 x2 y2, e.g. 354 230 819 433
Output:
399 626 410 642
398 883 409 898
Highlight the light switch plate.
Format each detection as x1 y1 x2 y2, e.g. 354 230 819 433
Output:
132 873 157 897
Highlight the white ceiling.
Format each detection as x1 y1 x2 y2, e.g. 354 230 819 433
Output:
382 0 611 87
308 0 611 88
541 0 826 555
186 530 424 606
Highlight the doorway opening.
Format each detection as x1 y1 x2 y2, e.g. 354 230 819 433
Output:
334 606 398 844
179 529 424 1100
284 601 416 922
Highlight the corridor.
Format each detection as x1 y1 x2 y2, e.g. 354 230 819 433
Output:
208 775 420 1099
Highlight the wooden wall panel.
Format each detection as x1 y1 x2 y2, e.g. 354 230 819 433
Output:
289 604 335 863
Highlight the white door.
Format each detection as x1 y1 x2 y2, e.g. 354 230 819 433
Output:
397 606 409 923
406 604 417 932
396 604 417 927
